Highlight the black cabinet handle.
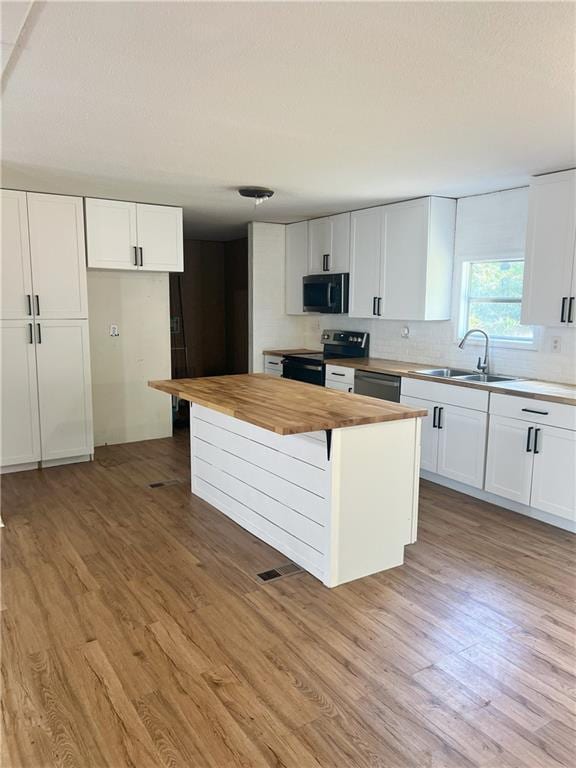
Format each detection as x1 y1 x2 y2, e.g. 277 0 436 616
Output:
331 372 346 377
437 407 443 429
372 297 377 316
36 323 42 344
561 297 568 323
533 428 541 454
377 297 382 316
133 246 138 266
568 297 574 323
526 426 533 452
432 406 438 428
26 294 32 315
521 408 549 416
322 254 330 272
139 246 143 267
35 295 40 315
28 323 33 344
348 387 353 393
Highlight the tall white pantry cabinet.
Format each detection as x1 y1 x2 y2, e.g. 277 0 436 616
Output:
1 190 93 472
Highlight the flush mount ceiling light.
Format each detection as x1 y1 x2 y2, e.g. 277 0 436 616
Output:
238 186 275 207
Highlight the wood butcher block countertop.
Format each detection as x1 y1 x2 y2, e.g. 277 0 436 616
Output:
149 374 427 435
324 357 576 405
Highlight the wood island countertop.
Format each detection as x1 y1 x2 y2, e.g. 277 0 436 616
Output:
149 374 427 435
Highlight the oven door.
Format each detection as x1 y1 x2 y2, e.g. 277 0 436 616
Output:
282 359 325 386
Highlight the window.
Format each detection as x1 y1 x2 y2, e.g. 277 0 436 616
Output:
460 260 534 344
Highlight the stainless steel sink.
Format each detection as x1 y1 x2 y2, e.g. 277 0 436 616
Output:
414 368 474 378
455 374 519 383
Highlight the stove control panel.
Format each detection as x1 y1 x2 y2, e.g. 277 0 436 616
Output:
321 330 368 348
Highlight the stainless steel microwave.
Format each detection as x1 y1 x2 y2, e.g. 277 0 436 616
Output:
302 273 349 314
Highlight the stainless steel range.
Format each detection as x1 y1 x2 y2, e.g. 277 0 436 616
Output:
281 330 369 386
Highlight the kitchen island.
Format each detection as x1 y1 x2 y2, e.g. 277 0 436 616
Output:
149 374 426 587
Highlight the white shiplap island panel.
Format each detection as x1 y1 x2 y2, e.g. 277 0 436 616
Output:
189 402 421 587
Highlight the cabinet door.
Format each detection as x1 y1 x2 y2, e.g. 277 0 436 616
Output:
85 198 138 270
35 319 93 461
329 213 351 272
522 170 576 327
308 213 350 274
381 198 429 320
1 190 34 319
437 404 487 489
136 204 183 272
308 217 332 273
285 221 308 314
485 415 533 504
0 320 41 466
27 193 88 319
349 207 383 318
530 425 576 522
401 395 437 472
325 380 353 393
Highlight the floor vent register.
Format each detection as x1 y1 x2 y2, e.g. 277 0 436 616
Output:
256 562 303 582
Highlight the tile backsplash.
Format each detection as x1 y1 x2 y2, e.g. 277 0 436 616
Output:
313 315 576 384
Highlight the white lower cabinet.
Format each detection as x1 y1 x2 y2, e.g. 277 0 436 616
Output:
325 364 354 392
1 319 93 471
402 394 487 487
436 405 488 488
402 395 436 472
485 415 533 505
263 354 283 377
0 320 41 467
486 414 576 522
35 320 94 462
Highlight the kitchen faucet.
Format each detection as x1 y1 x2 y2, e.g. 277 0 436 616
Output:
458 328 490 374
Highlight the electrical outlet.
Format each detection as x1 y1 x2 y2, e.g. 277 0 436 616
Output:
551 336 561 353
109 324 120 337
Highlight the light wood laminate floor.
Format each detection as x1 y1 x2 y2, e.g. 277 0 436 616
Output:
2 432 575 768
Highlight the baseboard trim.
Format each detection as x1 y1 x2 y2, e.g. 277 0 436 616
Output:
420 470 576 533
0 461 39 475
41 455 92 469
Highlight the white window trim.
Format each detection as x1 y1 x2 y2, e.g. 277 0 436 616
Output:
456 259 541 351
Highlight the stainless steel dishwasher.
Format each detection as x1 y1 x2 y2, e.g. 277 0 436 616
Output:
354 370 401 402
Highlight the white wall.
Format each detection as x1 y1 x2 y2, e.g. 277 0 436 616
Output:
87 271 172 446
288 189 576 384
249 222 318 371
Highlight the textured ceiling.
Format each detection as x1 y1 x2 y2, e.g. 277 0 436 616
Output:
2 0 575 239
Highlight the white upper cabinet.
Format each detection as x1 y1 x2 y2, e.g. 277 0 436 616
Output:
137 204 183 272
85 198 138 270
349 207 383 318
86 198 183 272
521 169 576 327
27 193 88 319
349 197 455 320
1 190 33 320
285 221 308 315
382 197 455 320
308 213 350 274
